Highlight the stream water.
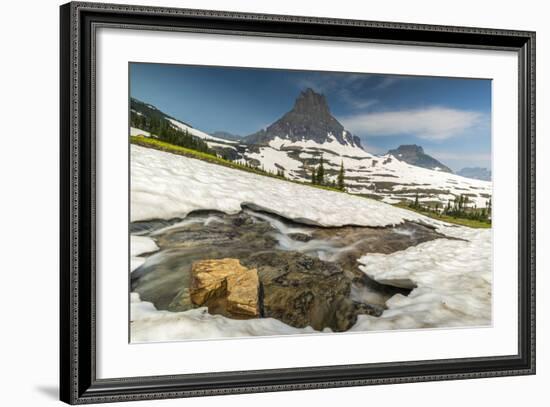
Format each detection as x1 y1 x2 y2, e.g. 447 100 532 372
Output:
131 208 445 331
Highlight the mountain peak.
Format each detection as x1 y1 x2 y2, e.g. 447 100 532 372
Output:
388 144 452 173
393 144 425 155
245 89 363 150
292 88 331 117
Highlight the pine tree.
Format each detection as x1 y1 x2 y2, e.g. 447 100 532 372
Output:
337 161 345 191
317 156 325 185
414 192 419 208
311 168 316 184
445 200 452 215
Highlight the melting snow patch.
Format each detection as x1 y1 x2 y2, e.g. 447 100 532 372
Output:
131 145 431 228
130 293 316 341
130 235 159 273
352 228 492 330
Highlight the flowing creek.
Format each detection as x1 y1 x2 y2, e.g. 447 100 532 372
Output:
131 208 447 332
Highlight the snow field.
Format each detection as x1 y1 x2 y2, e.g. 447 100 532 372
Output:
129 145 492 340
131 145 430 227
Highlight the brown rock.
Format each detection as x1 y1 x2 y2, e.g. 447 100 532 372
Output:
190 258 260 318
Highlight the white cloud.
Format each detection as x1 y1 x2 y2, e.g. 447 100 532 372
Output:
372 77 400 90
339 89 379 110
342 107 484 140
349 99 379 109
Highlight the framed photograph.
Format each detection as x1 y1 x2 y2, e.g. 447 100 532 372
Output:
60 1 535 404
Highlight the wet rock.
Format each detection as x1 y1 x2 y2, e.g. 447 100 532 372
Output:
190 258 260 318
243 251 357 331
288 233 313 242
168 286 194 312
353 301 384 317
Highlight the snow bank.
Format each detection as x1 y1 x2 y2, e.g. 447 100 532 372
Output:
131 235 159 257
131 145 429 227
130 127 153 138
351 227 492 330
131 293 316 342
130 235 159 272
206 141 237 150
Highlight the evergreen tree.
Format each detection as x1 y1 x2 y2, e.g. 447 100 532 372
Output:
337 161 345 191
317 156 325 185
445 200 452 215
414 192 419 208
311 167 317 184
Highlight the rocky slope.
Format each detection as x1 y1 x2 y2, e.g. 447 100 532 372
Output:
245 88 363 148
387 144 452 173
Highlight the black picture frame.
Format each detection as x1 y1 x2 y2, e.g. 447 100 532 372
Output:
60 2 536 404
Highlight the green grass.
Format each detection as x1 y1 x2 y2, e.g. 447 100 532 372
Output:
394 203 492 229
132 136 491 229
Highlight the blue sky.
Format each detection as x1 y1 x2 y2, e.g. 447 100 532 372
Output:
130 63 492 171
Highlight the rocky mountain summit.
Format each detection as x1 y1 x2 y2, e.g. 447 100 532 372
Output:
245 88 363 148
387 145 453 173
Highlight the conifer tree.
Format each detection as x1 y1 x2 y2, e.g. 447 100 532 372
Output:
317 156 325 185
337 161 345 191
445 200 452 215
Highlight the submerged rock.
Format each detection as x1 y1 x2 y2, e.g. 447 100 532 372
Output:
190 258 260 318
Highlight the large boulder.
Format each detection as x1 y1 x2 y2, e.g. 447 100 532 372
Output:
242 251 369 332
190 258 260 318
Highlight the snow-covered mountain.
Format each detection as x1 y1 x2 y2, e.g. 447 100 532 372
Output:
130 93 492 208
387 145 453 173
245 88 364 149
